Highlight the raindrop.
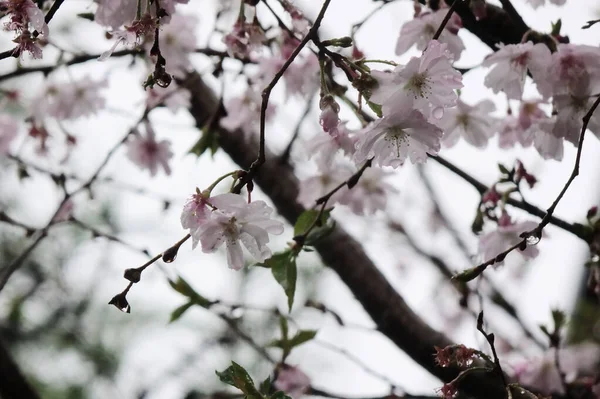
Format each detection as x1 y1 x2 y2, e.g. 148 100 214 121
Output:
526 234 540 245
432 107 444 119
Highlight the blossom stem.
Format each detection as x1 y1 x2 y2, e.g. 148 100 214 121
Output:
205 171 240 195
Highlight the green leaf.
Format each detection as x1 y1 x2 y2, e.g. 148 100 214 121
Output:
259 376 272 395
169 301 194 323
216 362 262 397
498 163 510 175
304 219 335 246
167 276 212 308
270 392 292 399
366 100 382 118
267 252 297 312
189 127 219 158
288 330 317 347
294 210 330 236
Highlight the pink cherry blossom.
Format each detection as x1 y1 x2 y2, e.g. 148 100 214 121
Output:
319 95 340 134
12 31 43 59
156 13 198 77
478 213 538 264
353 109 443 168
297 161 353 208
126 121 173 176
257 53 320 99
517 101 564 161
220 86 275 137
223 20 265 58
31 77 107 121
552 87 600 145
371 40 463 118
274 366 311 398
339 167 397 215
482 42 551 100
497 115 534 149
192 193 284 270
395 8 464 60
146 82 191 113
1 0 48 35
536 44 600 98
95 0 138 29
0 115 19 155
512 343 600 395
180 191 211 249
440 98 497 148
304 124 356 169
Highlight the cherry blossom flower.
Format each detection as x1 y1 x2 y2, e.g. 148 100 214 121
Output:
257 53 320 99
371 40 462 118
304 124 356 169
297 161 353 208
32 77 108 121
525 0 566 8
220 86 275 137
161 0 190 23
552 87 600 145
339 167 397 215
274 366 311 398
191 193 284 270
517 101 564 161
319 95 340 134
482 42 551 100
353 109 443 168
146 82 191 113
223 19 265 58
12 31 43 59
0 115 19 155
536 44 600 98
126 121 173 176
1 0 48 35
395 8 464 60
440 98 497 148
497 115 534 149
478 212 538 264
180 190 211 249
156 13 198 77
95 0 138 29
512 343 600 395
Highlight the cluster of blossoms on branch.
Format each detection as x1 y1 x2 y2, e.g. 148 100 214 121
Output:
180 189 284 270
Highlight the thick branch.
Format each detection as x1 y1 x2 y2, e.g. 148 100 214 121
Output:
0 338 41 399
181 72 506 398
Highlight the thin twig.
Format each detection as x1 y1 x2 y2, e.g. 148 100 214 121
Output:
232 0 333 194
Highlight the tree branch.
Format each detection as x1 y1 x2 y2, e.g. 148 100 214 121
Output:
181 72 506 399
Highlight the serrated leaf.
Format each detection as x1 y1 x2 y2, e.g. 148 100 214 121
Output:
189 127 219 158
498 163 510 175
268 252 297 312
169 301 194 323
168 276 212 308
216 362 261 397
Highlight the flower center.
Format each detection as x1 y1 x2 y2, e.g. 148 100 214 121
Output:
405 72 431 99
385 127 409 158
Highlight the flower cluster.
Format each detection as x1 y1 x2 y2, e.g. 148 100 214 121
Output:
1 0 49 58
180 192 284 270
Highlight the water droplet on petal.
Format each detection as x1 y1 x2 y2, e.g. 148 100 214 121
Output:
432 107 444 119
